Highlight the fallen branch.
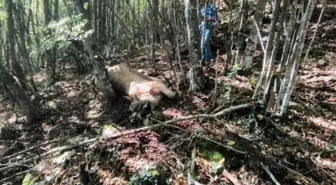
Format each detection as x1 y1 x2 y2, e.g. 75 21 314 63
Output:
294 94 336 127
188 145 204 185
273 160 319 185
0 136 94 173
209 98 256 114
222 169 242 185
0 163 31 169
0 169 30 183
152 119 246 154
265 118 287 136
210 49 220 107
0 137 71 162
0 123 166 173
0 103 252 172
261 163 280 185
252 17 266 54
163 103 254 125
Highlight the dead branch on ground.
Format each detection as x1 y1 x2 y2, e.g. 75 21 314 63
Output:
222 169 243 185
0 137 71 162
261 163 280 185
0 103 253 174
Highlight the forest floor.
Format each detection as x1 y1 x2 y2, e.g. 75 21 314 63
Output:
1 4 336 185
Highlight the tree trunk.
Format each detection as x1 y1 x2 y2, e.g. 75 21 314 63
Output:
278 0 318 116
52 0 59 76
184 0 205 93
15 0 38 93
94 0 98 49
77 0 116 104
238 0 267 73
0 65 42 122
6 0 27 91
253 0 281 101
0 22 3 66
98 0 102 51
43 0 56 86
151 0 159 62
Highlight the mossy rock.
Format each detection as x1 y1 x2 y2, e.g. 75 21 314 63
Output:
129 167 167 185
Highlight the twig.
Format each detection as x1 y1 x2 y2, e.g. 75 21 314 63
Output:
222 169 243 185
210 49 220 106
0 137 70 162
320 168 336 182
0 163 31 168
151 119 246 155
312 148 336 157
188 144 204 185
273 161 319 185
209 97 257 115
0 123 166 173
294 94 336 127
252 17 266 54
293 0 327 106
265 118 287 136
261 163 281 185
0 103 252 172
163 103 254 125
303 0 327 66
0 169 30 183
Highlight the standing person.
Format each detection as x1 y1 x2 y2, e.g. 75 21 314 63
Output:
199 0 217 64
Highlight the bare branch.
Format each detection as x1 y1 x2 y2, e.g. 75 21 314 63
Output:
261 163 281 185
252 17 266 54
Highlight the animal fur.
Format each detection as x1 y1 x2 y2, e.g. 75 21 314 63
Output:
106 63 176 110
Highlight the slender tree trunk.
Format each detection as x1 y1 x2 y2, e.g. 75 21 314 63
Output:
0 23 3 66
43 0 56 86
0 65 42 122
184 0 204 93
53 0 59 75
93 0 98 37
98 0 102 51
75 0 117 104
16 0 38 93
278 0 318 116
6 0 27 91
151 0 159 62
238 0 267 73
253 0 281 102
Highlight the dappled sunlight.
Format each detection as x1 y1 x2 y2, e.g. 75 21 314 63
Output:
1 0 336 184
33 71 48 86
0 111 17 124
85 99 103 119
314 157 336 171
306 116 336 131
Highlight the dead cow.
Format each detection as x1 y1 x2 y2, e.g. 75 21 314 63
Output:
106 63 176 111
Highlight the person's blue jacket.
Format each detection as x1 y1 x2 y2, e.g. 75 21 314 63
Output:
200 3 217 30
